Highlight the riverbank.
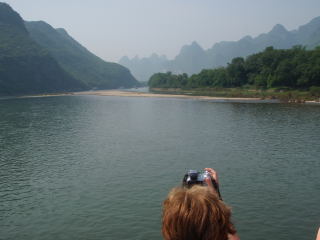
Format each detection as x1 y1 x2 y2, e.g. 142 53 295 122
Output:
150 87 320 103
73 90 275 103
8 89 319 104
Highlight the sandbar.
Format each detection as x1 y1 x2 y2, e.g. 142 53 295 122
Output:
17 90 319 104
73 90 270 102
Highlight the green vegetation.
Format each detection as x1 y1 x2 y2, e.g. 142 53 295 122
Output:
0 2 139 96
26 21 139 89
148 46 320 101
0 3 84 96
121 17 320 82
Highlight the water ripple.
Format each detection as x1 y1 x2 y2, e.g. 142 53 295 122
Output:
0 96 319 240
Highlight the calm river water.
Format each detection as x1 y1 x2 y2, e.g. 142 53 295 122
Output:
0 95 319 240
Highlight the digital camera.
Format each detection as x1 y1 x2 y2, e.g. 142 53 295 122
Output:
182 170 222 199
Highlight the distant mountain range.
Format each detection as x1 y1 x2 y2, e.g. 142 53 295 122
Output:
0 2 139 96
119 16 320 82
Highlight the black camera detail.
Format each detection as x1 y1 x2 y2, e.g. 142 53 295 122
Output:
182 170 222 200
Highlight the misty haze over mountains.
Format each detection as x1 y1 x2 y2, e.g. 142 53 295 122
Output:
0 2 139 96
25 21 139 90
119 17 320 82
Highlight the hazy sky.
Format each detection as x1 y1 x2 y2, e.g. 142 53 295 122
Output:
4 0 320 62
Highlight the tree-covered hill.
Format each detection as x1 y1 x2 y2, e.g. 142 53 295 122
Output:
0 2 85 96
148 46 320 90
25 21 140 89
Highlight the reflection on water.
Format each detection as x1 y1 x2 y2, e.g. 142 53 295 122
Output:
0 96 319 240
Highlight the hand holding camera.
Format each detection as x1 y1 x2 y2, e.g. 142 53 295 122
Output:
182 168 222 200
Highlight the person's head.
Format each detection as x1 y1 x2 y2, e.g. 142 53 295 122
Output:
162 185 235 240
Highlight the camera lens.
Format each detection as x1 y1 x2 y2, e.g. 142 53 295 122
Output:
189 172 198 180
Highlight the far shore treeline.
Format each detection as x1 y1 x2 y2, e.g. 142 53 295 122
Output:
148 46 320 94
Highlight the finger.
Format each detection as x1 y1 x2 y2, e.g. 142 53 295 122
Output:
205 168 216 175
204 168 214 172
204 168 218 183
205 177 213 188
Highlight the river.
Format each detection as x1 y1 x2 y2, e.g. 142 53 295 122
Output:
0 95 319 240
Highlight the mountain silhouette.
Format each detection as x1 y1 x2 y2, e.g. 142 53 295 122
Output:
120 16 320 82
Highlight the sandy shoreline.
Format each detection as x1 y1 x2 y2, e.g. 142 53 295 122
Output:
73 90 266 102
11 90 319 104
